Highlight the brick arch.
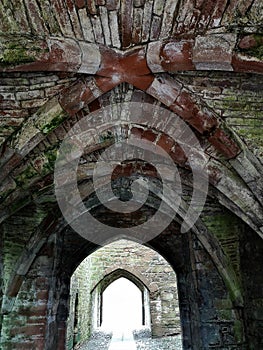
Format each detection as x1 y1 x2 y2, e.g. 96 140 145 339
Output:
0 93 262 239
2 36 263 75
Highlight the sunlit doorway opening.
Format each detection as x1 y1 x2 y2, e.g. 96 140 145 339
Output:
101 277 143 331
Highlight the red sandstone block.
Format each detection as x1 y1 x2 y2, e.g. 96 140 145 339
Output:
130 75 154 91
97 46 119 76
160 40 195 71
112 164 123 178
174 90 198 115
89 99 102 112
121 163 133 176
59 81 94 115
142 163 158 178
193 34 236 71
157 134 175 153
232 54 263 74
171 91 218 134
121 49 151 77
27 316 46 324
94 76 119 93
98 46 153 88
130 126 144 138
192 110 218 133
208 128 240 159
147 77 181 106
142 129 158 142
170 143 187 166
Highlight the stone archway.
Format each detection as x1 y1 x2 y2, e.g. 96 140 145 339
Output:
93 270 149 331
66 239 182 348
56 205 247 350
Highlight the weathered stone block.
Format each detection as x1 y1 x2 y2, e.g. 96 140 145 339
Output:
78 42 101 74
193 34 237 71
146 76 181 106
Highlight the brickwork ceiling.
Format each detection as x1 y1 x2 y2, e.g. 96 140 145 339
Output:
0 3 263 349
0 0 262 237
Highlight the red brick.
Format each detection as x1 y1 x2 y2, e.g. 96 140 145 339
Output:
120 0 133 48
129 74 154 90
232 54 263 74
170 143 187 166
157 134 175 153
208 128 240 159
192 110 218 133
59 80 91 115
130 126 144 138
160 40 195 71
142 129 158 142
22 324 45 336
89 99 102 112
95 76 119 93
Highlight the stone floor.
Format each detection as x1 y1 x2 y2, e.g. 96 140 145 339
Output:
77 328 183 350
135 336 182 350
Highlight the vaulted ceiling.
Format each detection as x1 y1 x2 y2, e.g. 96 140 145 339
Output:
0 0 262 245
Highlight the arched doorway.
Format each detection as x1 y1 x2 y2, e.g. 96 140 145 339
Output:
66 239 181 349
101 277 143 330
91 268 151 333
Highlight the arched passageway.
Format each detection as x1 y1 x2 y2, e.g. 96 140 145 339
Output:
66 239 182 349
101 277 143 330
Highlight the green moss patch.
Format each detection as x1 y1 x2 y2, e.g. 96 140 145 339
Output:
0 36 48 66
0 47 35 65
40 113 67 134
